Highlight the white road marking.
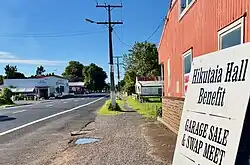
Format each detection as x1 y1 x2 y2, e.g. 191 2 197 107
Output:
63 101 68 104
1 104 33 110
74 100 78 102
12 110 27 114
0 101 54 110
45 104 53 107
0 97 105 136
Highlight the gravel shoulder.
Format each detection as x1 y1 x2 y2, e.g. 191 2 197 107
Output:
47 108 177 165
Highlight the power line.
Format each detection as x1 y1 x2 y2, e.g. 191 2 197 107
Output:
0 28 104 36
114 17 167 49
113 29 132 47
146 17 166 41
113 13 166 48
0 30 106 38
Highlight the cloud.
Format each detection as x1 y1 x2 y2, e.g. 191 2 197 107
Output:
0 52 16 59
0 52 65 66
0 59 66 66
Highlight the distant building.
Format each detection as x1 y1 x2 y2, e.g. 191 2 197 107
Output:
4 75 69 99
68 82 86 94
158 0 250 133
135 76 163 97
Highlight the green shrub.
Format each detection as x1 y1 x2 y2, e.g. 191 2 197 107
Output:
0 88 14 105
98 100 123 115
116 96 122 100
107 101 122 112
2 88 12 100
0 97 13 105
0 97 8 105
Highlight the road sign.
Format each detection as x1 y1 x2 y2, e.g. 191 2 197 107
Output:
173 43 250 165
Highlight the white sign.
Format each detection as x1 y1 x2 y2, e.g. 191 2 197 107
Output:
173 43 250 165
56 80 65 85
110 64 114 73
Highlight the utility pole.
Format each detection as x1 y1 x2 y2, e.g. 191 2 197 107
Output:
87 3 123 107
113 56 123 93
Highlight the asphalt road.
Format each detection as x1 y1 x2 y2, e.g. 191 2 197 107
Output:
0 94 107 145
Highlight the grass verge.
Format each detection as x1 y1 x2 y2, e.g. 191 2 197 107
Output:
98 99 125 116
126 96 161 119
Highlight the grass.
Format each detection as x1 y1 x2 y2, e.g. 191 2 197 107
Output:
126 96 162 119
147 97 161 102
98 99 125 116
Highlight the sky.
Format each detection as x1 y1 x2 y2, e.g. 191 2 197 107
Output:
0 0 169 83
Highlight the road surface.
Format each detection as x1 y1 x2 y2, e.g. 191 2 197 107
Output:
0 94 107 165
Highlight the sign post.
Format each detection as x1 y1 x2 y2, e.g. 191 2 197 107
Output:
173 43 250 165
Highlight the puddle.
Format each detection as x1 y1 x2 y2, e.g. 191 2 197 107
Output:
75 138 100 145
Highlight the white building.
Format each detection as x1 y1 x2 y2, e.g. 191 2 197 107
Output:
135 76 163 96
3 75 69 98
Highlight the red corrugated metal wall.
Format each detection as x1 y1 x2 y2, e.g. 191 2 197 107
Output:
158 0 250 97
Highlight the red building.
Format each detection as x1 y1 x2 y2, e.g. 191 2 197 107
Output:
158 0 250 134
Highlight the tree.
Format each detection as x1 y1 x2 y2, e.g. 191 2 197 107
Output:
122 41 160 94
5 65 17 79
104 83 110 92
4 65 26 79
83 63 107 92
0 75 4 85
15 72 26 79
62 61 84 82
123 70 136 95
116 80 125 91
119 79 125 90
36 66 46 76
124 41 160 76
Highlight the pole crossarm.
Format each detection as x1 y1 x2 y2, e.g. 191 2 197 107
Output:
96 22 123 25
113 63 124 65
96 4 122 8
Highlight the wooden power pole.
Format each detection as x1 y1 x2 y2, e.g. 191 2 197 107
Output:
95 3 123 107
